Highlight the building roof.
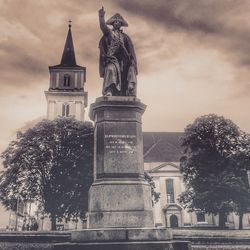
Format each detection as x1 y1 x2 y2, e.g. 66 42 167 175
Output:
50 23 84 70
143 132 184 163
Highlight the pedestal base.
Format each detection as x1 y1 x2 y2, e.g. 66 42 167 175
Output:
88 211 154 229
54 241 191 250
53 228 191 250
72 228 172 242
88 179 154 228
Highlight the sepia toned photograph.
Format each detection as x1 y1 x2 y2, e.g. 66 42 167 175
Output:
0 0 250 249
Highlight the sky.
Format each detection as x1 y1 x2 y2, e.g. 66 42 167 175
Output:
0 0 250 153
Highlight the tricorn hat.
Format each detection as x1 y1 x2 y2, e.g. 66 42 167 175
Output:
106 13 128 27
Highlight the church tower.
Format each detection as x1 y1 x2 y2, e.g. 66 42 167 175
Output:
45 21 87 121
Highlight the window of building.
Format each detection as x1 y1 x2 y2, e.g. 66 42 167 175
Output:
62 103 70 117
64 74 70 87
196 212 205 222
166 179 174 203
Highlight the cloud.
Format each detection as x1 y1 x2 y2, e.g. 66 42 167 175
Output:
0 0 250 140
2 0 250 89
0 0 104 91
116 0 250 68
116 0 230 32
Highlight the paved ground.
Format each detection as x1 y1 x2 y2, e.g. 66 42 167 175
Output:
0 242 53 250
173 229 250 250
172 229 250 238
193 246 250 250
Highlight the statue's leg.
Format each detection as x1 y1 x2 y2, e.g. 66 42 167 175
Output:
127 66 137 96
121 70 128 96
103 61 121 96
127 82 136 96
103 63 117 96
104 84 117 96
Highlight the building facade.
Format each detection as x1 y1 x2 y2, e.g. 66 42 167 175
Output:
143 132 250 229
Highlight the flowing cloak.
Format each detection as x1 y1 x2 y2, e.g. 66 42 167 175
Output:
99 32 138 95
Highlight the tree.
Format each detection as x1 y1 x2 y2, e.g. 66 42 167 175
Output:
230 132 250 229
144 172 160 205
179 114 250 229
0 118 94 230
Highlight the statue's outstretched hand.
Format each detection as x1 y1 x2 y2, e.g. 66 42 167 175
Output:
99 7 105 17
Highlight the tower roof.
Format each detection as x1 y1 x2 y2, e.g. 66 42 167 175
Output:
50 21 84 70
60 21 76 66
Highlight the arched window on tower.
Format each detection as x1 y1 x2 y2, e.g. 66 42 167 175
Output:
62 103 70 117
64 74 70 87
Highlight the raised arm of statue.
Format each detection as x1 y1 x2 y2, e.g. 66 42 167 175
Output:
99 7 109 36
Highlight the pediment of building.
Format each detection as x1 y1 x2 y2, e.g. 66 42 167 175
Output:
147 162 180 173
163 203 182 212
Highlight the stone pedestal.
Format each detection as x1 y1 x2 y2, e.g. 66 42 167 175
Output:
88 96 154 228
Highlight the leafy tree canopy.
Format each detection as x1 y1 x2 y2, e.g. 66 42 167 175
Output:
144 172 160 205
179 114 250 228
0 118 94 229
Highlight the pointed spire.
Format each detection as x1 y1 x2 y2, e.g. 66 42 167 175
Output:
60 20 76 67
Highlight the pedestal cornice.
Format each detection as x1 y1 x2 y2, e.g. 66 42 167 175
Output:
89 96 147 121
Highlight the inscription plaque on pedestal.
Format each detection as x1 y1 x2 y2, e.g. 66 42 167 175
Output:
105 134 136 155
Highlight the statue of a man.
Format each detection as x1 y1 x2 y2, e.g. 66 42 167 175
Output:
98 7 138 97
